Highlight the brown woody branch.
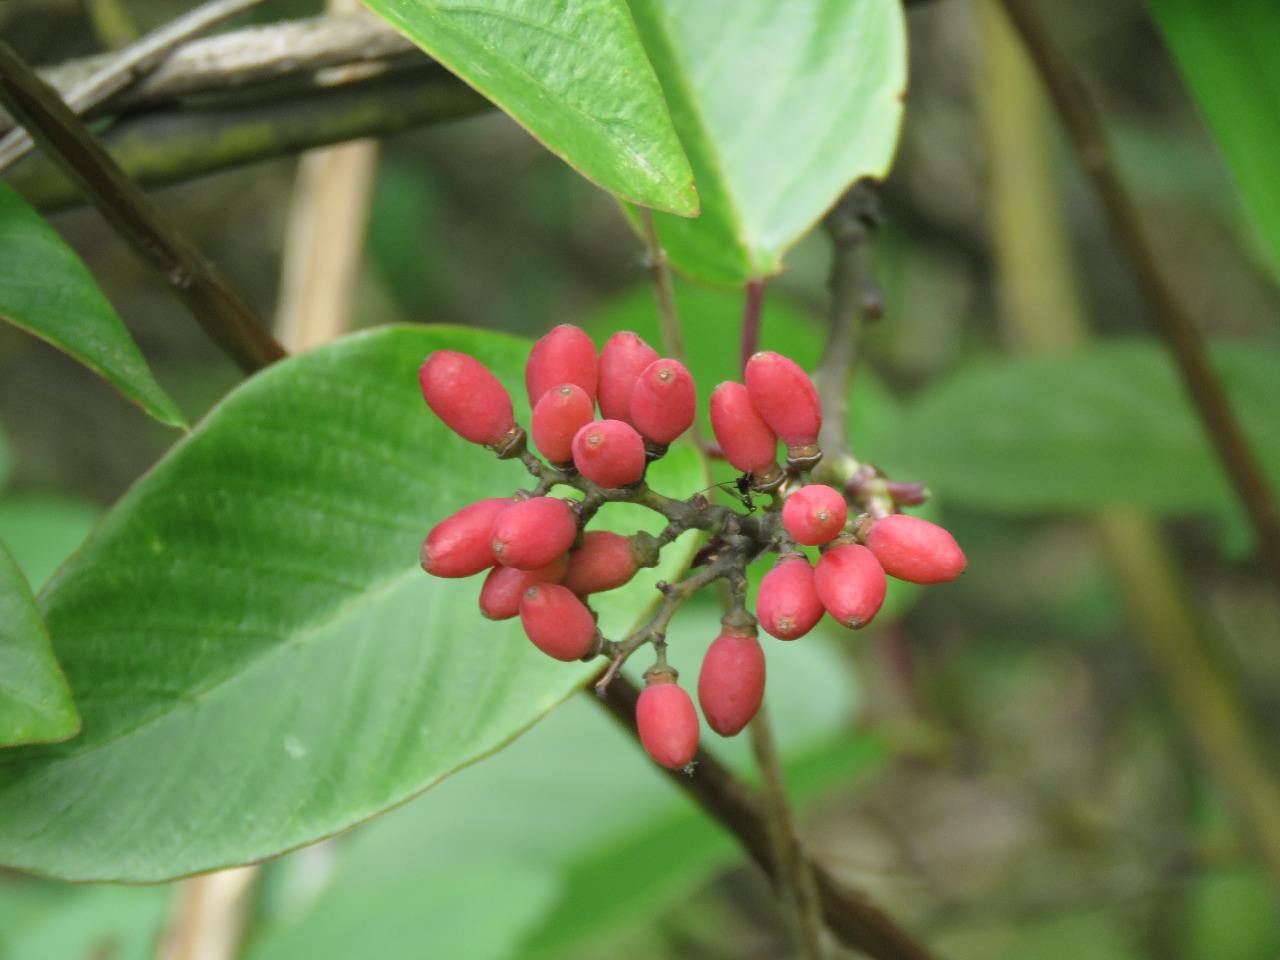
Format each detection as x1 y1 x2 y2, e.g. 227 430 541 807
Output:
0 36 285 374
598 675 937 960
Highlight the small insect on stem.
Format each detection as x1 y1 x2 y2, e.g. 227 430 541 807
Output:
690 475 757 514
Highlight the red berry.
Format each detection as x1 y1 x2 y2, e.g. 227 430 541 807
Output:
865 514 967 584
491 497 577 570
572 419 646 488
562 530 639 595
419 497 515 578
630 358 696 446
531 383 594 465
757 554 824 640
478 554 568 620
782 484 848 546
636 675 699 769
419 351 516 447
709 382 779 480
526 324 597 406
598 331 658 424
697 628 765 737
814 542 886 629
744 351 822 456
519 583 597 660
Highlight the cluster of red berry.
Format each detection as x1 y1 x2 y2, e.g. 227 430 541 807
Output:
417 323 965 772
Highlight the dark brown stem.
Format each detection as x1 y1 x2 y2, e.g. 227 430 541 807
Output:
0 0 269 171
0 37 286 374
594 554 739 694
815 183 882 464
7 69 489 213
596 674 938 960
998 0 1280 595
740 279 766 375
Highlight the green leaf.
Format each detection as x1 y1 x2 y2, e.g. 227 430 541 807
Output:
246 865 558 960
628 0 906 285
359 0 696 216
257 601 872 959
0 541 79 748
0 884 170 960
0 184 186 429
1148 0 1280 282
886 340 1280 518
0 325 703 882
0 493 101 591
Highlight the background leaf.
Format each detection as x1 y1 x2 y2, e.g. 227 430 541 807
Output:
0 540 78 748
885 340 1280 519
1148 0 1280 282
628 0 907 285
0 184 185 428
0 325 702 882
0 493 101 591
359 0 696 215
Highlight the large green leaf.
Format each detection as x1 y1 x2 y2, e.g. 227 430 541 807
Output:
0 325 702 882
0 184 185 428
0 541 79 748
1148 0 1280 282
885 340 1280 517
628 0 907 285
252 600 872 960
359 0 696 216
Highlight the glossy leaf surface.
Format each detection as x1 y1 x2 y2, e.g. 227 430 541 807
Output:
360 0 697 214
0 325 701 881
0 184 185 428
629 0 907 284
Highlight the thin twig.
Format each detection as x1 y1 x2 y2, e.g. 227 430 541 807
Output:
594 552 742 695
596 674 937 960
740 279 766 375
814 184 883 466
0 36 287 374
0 0 269 171
749 703 827 959
999 0 1280 595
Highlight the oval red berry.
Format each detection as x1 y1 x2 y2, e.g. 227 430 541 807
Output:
531 383 594 465
697 631 765 737
782 484 848 546
519 583 596 660
571 419 646 488
526 324 597 406
630 358 696 446
419 497 515 578
866 514 967 584
598 331 658 424
562 530 638 595
491 496 577 570
636 680 699 769
744 351 821 451
757 554 824 640
709 381 778 476
814 543 886 629
478 554 568 620
419 351 515 446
